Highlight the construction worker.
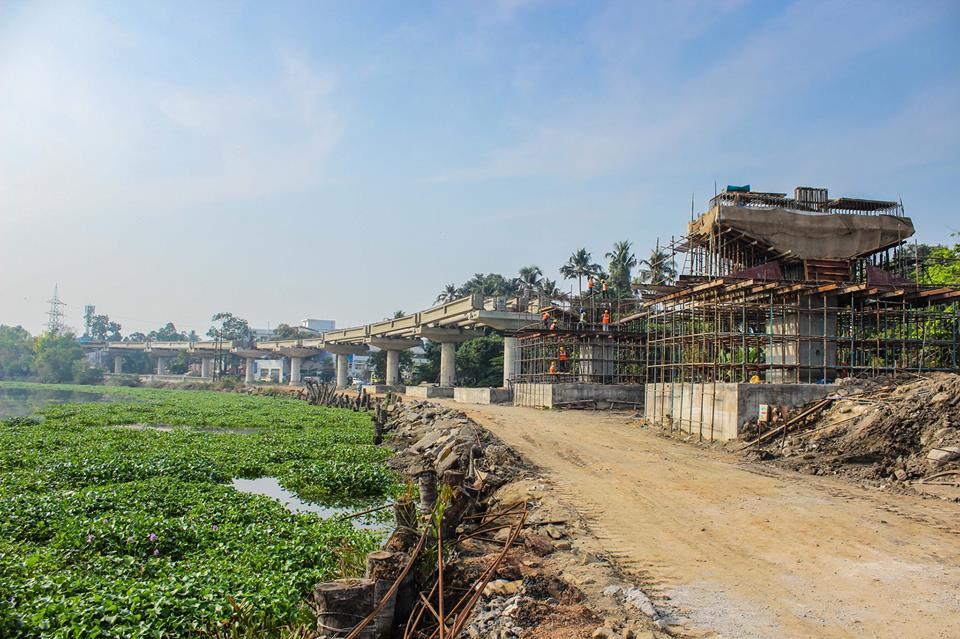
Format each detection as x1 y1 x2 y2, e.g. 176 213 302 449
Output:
549 361 557 375
541 310 550 329
558 346 568 372
577 307 587 331
601 278 609 297
587 277 594 295
602 309 611 331
550 319 558 331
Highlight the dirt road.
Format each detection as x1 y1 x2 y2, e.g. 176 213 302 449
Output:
441 401 960 638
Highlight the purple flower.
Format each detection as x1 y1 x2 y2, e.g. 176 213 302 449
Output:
148 533 158 542
152 549 160 557
86 534 95 544
211 524 219 532
126 536 134 544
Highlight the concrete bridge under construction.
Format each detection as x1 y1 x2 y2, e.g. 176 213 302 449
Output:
85 295 540 391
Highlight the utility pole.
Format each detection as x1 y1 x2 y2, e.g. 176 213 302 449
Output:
45 285 67 335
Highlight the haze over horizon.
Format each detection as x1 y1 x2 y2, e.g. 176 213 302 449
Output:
2 0 959 337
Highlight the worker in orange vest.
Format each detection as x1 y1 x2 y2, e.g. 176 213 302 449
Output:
558 346 568 372
601 279 609 297
550 319 558 331
587 277 594 295
549 361 557 375
602 309 611 331
541 310 550 329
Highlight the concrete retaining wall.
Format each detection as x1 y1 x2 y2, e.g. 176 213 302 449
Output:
514 383 645 409
404 386 455 399
644 382 837 441
453 387 513 405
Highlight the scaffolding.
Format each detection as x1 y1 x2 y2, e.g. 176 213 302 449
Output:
515 185 960 420
512 294 647 387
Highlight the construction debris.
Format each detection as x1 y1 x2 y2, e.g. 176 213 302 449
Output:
754 373 960 489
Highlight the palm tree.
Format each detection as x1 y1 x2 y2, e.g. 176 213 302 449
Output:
559 248 601 296
605 240 637 297
637 246 676 285
518 265 542 292
538 278 563 300
435 284 460 304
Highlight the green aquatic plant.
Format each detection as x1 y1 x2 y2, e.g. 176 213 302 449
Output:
0 382 398 638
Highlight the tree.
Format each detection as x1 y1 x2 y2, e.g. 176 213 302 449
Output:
0 325 35 379
412 341 442 385
459 273 520 297
208 312 252 345
435 284 460 304
560 248 602 295
924 236 960 285
125 332 148 343
34 332 85 383
89 314 123 342
148 322 187 342
455 335 504 387
538 278 563 300
273 323 300 339
636 246 676 286
605 241 637 297
518 265 543 292
72 359 105 385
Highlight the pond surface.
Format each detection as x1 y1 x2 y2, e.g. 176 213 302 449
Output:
0 386 110 419
231 476 391 531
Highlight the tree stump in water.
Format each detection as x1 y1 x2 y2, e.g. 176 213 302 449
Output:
311 578 375 637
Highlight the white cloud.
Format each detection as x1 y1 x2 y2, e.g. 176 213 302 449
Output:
427 0 943 184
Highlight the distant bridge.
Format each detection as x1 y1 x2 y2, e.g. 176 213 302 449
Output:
83 295 540 388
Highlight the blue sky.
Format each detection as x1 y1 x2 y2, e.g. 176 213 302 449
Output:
2 0 958 335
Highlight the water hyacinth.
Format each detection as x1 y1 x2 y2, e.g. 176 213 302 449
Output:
0 381 393 638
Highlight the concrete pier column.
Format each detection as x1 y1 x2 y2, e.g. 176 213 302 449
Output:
244 358 255 384
277 358 286 384
113 355 123 374
439 342 457 387
290 356 302 385
156 357 168 376
336 353 349 389
502 336 519 388
200 357 212 379
385 350 400 386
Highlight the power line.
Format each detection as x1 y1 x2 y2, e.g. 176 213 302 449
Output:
45 284 67 335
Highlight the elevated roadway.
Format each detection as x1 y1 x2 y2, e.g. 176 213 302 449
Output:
84 295 540 388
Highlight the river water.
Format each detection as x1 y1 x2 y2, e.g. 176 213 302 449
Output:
0 386 109 419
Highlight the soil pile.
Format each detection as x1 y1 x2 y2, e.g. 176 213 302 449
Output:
772 373 960 486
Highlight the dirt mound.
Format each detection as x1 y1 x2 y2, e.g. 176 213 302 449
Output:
773 373 960 486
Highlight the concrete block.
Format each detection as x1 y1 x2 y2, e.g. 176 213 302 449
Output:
453 387 513 405
513 383 645 409
644 381 838 441
404 386 455 399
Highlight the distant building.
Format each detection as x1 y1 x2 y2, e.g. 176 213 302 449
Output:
300 318 335 333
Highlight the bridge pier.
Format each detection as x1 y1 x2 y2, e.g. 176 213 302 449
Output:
385 350 400 386
503 336 519 388
335 353 349 389
290 356 302 385
200 357 213 379
245 358 255 384
439 342 457 387
113 355 123 375
156 356 168 376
